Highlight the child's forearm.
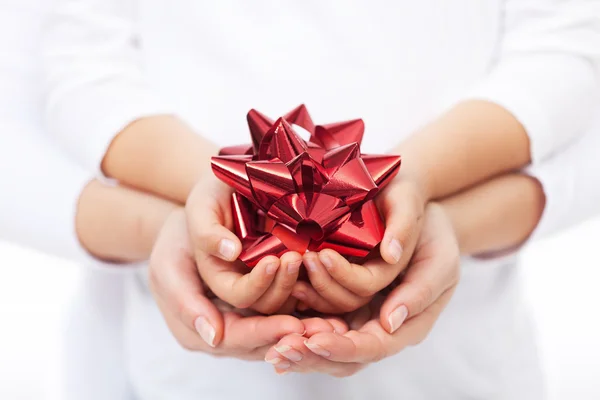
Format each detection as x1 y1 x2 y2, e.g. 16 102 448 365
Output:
101 100 530 207
101 116 219 203
439 173 545 256
396 100 531 201
76 179 178 262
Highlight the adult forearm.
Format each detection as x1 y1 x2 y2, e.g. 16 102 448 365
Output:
396 100 531 201
76 180 178 262
439 173 545 256
101 115 219 203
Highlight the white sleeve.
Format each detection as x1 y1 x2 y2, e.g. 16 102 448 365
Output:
0 121 104 266
42 0 174 173
526 119 600 241
467 0 600 163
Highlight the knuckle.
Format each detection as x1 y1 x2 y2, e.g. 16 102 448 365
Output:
354 277 379 297
409 328 433 347
191 228 211 252
259 272 276 288
374 343 390 362
249 283 269 298
310 278 331 294
365 278 382 297
413 284 434 313
331 268 353 287
174 298 190 324
253 264 276 284
279 276 298 292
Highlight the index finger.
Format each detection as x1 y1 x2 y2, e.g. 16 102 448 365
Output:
197 254 281 309
317 249 403 298
220 313 305 351
151 262 224 347
149 210 224 347
304 330 387 364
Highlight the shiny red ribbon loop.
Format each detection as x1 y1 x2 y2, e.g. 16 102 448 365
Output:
212 105 401 267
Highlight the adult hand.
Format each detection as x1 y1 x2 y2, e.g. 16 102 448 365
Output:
185 175 303 314
266 203 460 375
149 208 312 360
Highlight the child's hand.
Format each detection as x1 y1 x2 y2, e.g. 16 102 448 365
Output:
186 175 302 314
291 177 427 313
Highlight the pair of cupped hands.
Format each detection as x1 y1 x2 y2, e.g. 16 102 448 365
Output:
148 174 460 377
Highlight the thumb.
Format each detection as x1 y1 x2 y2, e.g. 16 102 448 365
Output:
151 252 226 347
378 182 424 265
186 179 242 262
180 290 225 347
379 225 459 333
149 209 225 347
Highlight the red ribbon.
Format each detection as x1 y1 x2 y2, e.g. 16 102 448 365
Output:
212 105 401 267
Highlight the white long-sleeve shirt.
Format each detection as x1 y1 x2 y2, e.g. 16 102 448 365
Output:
42 1 600 173
1 0 597 399
0 0 93 264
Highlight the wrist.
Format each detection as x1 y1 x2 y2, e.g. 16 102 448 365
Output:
391 133 437 202
76 179 178 262
388 153 433 204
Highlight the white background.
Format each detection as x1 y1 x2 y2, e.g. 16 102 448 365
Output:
1 216 600 399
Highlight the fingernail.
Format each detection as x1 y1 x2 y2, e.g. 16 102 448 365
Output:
305 257 318 272
194 316 216 347
304 341 331 357
266 262 279 275
389 238 403 263
275 361 292 370
318 253 332 269
275 345 303 362
218 239 236 260
265 357 282 365
388 305 408 333
287 260 302 275
276 369 290 376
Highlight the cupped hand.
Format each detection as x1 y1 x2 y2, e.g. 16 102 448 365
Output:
185 175 302 314
149 208 313 360
266 203 460 376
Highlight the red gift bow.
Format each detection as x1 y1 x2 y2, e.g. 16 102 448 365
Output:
211 105 401 267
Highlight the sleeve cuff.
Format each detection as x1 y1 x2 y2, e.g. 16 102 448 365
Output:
465 54 598 164
522 161 571 243
46 81 176 174
0 122 140 271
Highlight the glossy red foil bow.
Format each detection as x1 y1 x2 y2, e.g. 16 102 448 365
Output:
211 105 401 267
